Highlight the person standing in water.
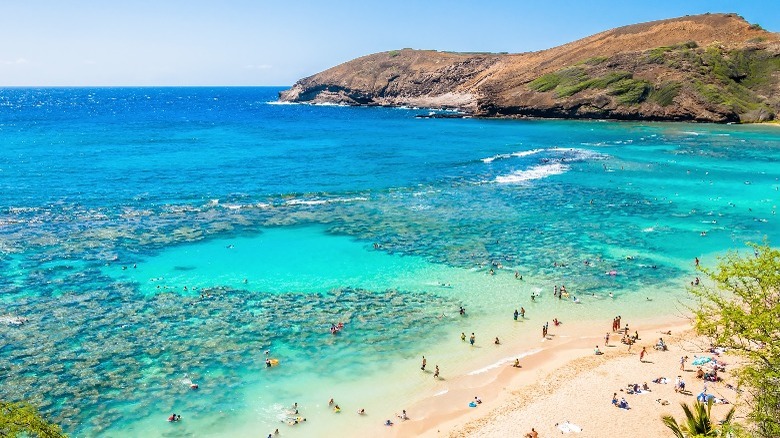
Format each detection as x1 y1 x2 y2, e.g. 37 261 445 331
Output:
469 333 475 346
514 309 519 321
434 365 440 379
520 307 525 318
421 356 426 371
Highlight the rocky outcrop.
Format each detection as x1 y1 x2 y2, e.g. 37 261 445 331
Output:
279 13 780 123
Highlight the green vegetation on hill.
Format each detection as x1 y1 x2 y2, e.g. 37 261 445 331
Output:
528 68 651 104
527 40 779 121
645 42 779 119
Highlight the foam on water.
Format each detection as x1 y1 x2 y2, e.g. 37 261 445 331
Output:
467 348 544 375
495 163 570 183
481 148 545 163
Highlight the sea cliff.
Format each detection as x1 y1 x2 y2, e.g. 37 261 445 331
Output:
280 13 780 123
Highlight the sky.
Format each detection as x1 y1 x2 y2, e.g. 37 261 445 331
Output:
0 1 778 86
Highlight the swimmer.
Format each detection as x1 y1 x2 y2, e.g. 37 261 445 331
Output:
167 413 181 422
328 398 334 406
334 405 341 413
190 383 198 390
609 292 614 298
265 359 272 368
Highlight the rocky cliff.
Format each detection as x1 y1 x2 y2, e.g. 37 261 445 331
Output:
279 13 780 123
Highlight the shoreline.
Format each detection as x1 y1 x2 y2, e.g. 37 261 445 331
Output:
276 99 780 126
380 317 728 437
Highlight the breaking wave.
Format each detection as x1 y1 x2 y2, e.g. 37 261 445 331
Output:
495 163 569 184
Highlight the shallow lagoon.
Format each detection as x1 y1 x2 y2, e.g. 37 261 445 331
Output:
1 87 779 436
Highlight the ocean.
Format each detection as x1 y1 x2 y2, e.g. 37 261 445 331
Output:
1 87 778 437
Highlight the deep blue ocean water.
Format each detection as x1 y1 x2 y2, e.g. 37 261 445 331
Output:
1 87 779 437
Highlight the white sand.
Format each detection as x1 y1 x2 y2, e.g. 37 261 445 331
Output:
389 326 744 438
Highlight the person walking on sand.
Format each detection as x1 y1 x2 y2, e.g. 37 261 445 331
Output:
640 346 647 362
605 332 610 346
680 355 688 371
469 333 475 346
421 356 426 371
434 365 440 379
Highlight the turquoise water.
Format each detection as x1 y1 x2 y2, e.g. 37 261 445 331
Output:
1 87 779 437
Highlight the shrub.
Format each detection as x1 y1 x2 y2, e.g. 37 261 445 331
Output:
650 82 681 106
528 73 562 92
691 243 780 437
608 78 651 104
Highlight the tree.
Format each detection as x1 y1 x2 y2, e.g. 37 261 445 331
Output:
690 243 780 437
662 399 735 437
0 400 66 438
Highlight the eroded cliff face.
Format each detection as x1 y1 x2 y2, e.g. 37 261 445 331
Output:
279 13 780 123
280 51 501 111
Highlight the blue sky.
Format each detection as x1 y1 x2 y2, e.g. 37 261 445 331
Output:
0 1 777 86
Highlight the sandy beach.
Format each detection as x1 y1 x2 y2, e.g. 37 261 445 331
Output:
386 321 743 438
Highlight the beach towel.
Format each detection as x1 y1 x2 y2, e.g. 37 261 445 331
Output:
557 421 583 433
692 357 712 366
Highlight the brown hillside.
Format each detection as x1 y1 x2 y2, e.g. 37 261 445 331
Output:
280 13 780 123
